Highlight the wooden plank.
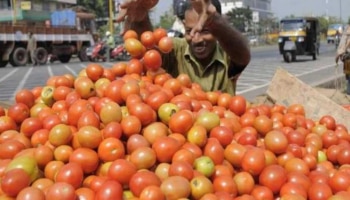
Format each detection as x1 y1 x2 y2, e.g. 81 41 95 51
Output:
266 68 350 130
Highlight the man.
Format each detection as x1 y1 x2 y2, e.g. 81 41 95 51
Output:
336 24 350 95
27 32 37 66
117 0 250 94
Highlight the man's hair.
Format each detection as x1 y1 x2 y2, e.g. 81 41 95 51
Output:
174 0 222 20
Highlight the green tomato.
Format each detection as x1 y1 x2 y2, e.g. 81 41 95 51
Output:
194 156 215 177
6 156 40 183
195 111 220 132
157 103 179 125
41 86 55 106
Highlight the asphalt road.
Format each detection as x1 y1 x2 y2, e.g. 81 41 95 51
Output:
0 42 343 103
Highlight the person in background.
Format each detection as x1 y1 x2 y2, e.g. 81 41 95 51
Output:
169 0 187 37
117 0 250 95
27 32 37 66
335 24 350 95
104 31 115 60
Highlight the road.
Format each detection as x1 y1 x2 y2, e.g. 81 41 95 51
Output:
0 42 342 103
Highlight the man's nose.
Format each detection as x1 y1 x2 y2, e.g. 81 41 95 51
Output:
191 32 203 43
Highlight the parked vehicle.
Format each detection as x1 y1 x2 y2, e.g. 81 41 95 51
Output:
327 24 344 44
0 8 96 67
86 41 129 62
278 17 320 63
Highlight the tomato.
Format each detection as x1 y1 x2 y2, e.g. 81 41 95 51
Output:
307 182 333 200
125 38 145 58
111 62 127 77
187 124 208 147
284 157 310 175
251 185 274 200
75 187 95 200
158 36 173 53
190 175 214 199
44 160 64 181
143 122 169 144
280 182 307 198
0 116 17 133
15 89 35 108
126 58 144 75
139 185 165 200
123 30 138 41
223 143 246 168
107 159 136 186
328 170 350 193
31 178 54 191
264 130 288 154
0 139 25 159
53 145 73 163
74 76 96 99
145 90 170 111
67 99 93 126
98 137 125 162
55 162 84 189
129 146 157 170
55 75 74 88
48 124 72 147
69 147 99 174
95 180 123 200
99 101 122 125
253 115 273 136
102 121 122 139
143 49 162 71
119 115 141 138
7 103 29 124
152 136 181 163
34 145 54 169
76 125 103 149
209 126 234 147
85 63 104 82
204 138 225 165
45 182 77 200
163 78 183 96
259 164 287 194
228 95 246 116
129 170 161 197
128 102 157 127
157 103 179 125
0 168 31 197
153 28 168 44
140 31 156 49
160 176 191 200
195 111 220 132
213 175 237 197
168 110 194 135
77 110 100 129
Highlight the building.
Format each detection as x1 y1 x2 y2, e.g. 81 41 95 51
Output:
0 0 77 22
220 0 273 22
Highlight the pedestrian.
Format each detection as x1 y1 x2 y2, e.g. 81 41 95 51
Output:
335 24 350 95
116 0 250 95
105 31 115 60
27 32 37 66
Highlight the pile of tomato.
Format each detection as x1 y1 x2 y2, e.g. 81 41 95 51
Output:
1 28 350 200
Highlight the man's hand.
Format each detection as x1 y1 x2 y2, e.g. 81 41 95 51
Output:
115 0 158 35
189 0 216 37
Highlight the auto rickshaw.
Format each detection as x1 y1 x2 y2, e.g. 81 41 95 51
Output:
278 17 320 63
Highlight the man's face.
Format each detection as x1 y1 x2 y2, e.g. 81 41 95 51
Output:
183 9 217 60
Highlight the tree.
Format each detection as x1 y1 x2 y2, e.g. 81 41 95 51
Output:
226 7 252 33
156 11 176 29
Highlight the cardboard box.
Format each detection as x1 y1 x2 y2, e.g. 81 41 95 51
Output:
266 68 350 130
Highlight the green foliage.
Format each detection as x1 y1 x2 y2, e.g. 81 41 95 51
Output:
156 11 176 29
226 7 252 33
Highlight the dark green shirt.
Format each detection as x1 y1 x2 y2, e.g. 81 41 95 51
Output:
162 37 236 94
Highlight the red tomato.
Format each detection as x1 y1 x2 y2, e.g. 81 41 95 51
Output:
85 63 104 82
158 36 173 53
152 136 181 163
160 176 191 200
1 168 31 197
153 28 168 44
95 180 123 200
108 159 137 186
55 162 84 189
140 31 156 49
259 164 287 194
125 38 145 58
129 170 162 197
241 147 265 176
209 126 234 147
69 147 99 174
228 95 247 116
97 137 125 162
0 139 25 159
168 110 194 135
123 30 138 41
143 49 162 71
45 182 77 200
7 103 30 124
15 89 35 108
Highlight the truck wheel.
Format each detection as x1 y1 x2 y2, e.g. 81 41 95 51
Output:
283 52 292 63
58 55 71 63
10 47 28 67
0 60 8 68
78 47 89 62
35 47 48 65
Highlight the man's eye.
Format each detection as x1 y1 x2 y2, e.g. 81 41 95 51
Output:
200 30 210 34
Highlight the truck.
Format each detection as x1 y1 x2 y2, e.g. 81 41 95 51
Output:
0 7 96 68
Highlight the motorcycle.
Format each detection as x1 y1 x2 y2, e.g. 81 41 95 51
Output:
86 41 130 62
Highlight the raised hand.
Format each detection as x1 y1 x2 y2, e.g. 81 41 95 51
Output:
189 0 216 37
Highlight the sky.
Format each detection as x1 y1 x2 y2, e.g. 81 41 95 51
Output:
152 0 350 23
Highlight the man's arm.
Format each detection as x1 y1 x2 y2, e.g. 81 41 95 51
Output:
206 13 251 69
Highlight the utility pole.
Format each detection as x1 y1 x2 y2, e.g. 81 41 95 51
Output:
339 0 342 23
12 0 17 24
109 0 114 35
